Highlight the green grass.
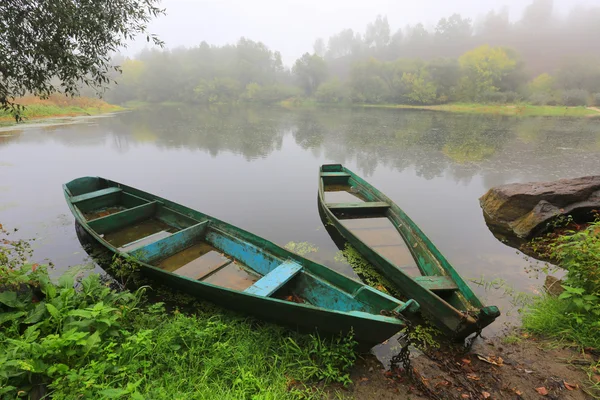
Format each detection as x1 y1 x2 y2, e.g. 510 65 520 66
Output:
0 229 357 399
0 103 123 122
522 295 600 349
361 102 600 117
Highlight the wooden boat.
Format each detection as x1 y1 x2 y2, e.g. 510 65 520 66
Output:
318 164 500 339
64 177 420 348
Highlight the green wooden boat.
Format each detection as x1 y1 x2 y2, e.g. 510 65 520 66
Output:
318 164 500 339
64 177 420 348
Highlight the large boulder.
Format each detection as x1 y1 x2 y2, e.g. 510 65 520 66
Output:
479 176 600 239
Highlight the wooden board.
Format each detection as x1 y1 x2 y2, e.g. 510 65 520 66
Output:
202 263 259 291
172 250 231 280
245 261 302 297
119 230 172 252
71 187 122 204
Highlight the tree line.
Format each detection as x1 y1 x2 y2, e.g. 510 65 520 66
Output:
106 0 600 107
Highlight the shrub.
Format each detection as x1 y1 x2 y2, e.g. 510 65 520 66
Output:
315 79 348 103
482 91 507 103
561 89 589 106
529 92 552 105
504 91 522 103
593 93 600 107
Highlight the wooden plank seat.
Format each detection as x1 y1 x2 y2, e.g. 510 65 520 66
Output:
327 202 390 211
71 187 122 204
173 251 232 280
321 172 351 178
119 230 172 252
245 261 303 297
414 276 458 292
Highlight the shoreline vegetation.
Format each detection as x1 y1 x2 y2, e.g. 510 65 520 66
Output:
126 98 600 118
0 95 123 125
2 222 599 398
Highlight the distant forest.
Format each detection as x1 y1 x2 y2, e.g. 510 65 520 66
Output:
106 0 600 107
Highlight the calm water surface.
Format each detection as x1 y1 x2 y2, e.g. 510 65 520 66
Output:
2 106 599 354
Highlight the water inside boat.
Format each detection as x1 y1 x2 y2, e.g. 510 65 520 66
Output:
323 180 421 277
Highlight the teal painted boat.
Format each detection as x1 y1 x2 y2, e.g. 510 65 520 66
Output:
318 164 500 339
64 177 420 348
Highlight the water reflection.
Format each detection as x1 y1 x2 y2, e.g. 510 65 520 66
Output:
1 105 600 337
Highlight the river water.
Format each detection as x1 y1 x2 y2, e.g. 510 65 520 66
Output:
1 105 599 354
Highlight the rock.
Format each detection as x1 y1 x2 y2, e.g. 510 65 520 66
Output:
479 176 600 239
543 275 564 297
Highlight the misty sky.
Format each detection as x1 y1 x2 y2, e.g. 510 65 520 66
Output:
130 0 600 65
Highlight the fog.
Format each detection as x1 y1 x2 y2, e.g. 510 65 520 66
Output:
108 0 600 108
130 0 599 65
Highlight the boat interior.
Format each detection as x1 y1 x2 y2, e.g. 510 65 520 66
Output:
67 178 407 315
320 165 460 298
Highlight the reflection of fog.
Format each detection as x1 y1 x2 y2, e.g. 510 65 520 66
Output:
3 106 600 185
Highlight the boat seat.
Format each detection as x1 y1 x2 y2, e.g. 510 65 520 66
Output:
327 202 390 211
71 187 122 204
244 261 302 297
119 230 172 252
173 250 232 280
414 276 458 292
321 172 351 178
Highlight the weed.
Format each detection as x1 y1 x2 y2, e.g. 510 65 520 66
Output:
502 335 523 345
285 241 319 257
334 243 401 298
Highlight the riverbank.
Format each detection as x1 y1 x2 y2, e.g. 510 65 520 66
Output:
1 221 598 398
118 99 600 118
278 99 600 117
0 95 123 124
362 103 600 117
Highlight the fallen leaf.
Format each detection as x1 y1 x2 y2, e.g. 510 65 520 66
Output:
477 355 503 366
461 394 470 399
482 392 491 399
535 387 548 396
467 374 480 381
593 375 600 383
563 381 578 391
462 358 472 364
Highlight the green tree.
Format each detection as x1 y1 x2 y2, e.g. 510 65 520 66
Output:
326 29 358 59
315 79 348 103
364 15 391 50
528 73 555 95
293 53 328 95
401 71 438 105
434 14 473 56
0 0 164 120
458 45 517 100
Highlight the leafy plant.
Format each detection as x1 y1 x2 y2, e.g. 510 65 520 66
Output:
0 226 358 398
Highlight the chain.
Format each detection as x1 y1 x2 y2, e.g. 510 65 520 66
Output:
390 325 413 378
462 311 484 351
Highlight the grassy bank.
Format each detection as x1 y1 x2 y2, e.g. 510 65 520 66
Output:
361 102 600 117
0 230 355 399
0 95 123 123
520 218 600 394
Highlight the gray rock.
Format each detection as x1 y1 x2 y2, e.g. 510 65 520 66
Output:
480 176 600 239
